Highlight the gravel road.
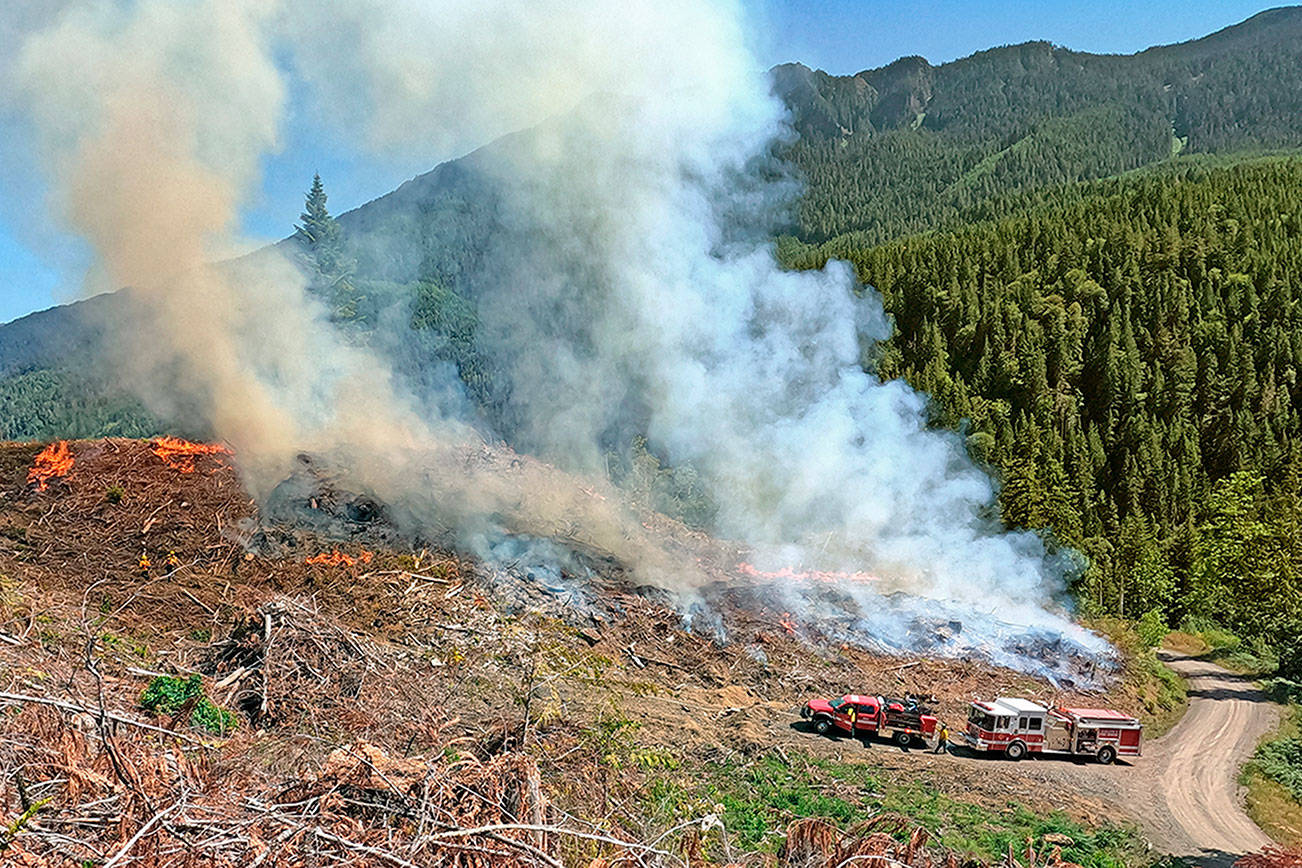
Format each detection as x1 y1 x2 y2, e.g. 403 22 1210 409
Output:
1134 651 1278 862
781 651 1281 865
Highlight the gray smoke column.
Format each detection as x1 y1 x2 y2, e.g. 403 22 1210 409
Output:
1 0 687 580
4 0 1109 665
290 1 1103 650
482 86 1103 650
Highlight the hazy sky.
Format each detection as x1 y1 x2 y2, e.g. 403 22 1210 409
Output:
0 0 1279 324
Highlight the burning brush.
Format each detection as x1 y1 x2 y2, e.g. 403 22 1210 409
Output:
738 562 881 587
152 436 232 474
305 549 375 567
27 440 74 491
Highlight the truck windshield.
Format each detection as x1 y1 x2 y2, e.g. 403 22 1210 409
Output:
829 697 848 710
968 708 995 730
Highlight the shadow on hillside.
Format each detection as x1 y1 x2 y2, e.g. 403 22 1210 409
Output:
1189 847 1255 868
1167 664 1275 705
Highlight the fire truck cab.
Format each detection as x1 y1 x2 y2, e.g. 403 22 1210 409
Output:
964 698 1141 764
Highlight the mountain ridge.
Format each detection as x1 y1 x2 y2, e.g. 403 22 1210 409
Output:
4 6 1302 415
6 5 1302 330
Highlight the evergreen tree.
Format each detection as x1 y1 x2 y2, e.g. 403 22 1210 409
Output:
295 173 356 313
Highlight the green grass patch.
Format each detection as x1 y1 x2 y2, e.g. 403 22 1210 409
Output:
879 783 1141 867
1171 618 1279 676
1244 704 1302 844
140 674 237 735
644 754 858 852
641 752 1144 865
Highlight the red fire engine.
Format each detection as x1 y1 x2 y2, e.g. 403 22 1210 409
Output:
801 694 938 746
964 697 1142 764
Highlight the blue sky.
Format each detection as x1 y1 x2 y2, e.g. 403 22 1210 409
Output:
0 0 1279 325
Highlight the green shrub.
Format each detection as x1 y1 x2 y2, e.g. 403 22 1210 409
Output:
1217 641 1279 675
105 484 125 504
1278 629 1302 681
1136 609 1167 648
1199 627 1243 652
1262 678 1302 705
140 674 237 735
1255 736 1302 801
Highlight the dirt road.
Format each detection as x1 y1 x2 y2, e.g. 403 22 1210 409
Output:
963 652 1280 862
984 652 1279 862
1135 651 1279 860
769 651 1280 865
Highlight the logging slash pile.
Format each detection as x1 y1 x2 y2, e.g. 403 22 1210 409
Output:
0 700 1098 868
0 440 1153 865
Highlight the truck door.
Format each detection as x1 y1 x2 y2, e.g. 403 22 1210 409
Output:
832 702 853 733
857 703 877 734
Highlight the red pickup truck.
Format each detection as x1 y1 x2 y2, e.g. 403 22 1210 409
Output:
801 694 938 746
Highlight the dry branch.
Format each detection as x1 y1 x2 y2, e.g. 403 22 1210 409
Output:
0 691 213 747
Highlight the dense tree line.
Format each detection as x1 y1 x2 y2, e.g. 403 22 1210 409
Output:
785 155 1302 665
0 368 157 441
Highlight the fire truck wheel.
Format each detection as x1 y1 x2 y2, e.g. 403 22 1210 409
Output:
893 730 912 747
1005 741 1027 761
814 718 831 736
1097 746 1116 765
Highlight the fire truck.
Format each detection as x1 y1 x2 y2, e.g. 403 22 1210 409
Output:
963 697 1142 764
801 693 938 746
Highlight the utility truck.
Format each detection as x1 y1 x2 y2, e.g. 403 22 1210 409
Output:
801 693 938 746
964 697 1142 764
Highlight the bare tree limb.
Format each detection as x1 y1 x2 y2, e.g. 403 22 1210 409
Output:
0 691 213 747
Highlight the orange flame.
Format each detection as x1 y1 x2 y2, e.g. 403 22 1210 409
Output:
778 612 797 636
305 549 374 567
152 436 232 473
27 441 74 490
738 562 881 586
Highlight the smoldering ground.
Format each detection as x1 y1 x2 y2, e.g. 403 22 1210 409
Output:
1 0 1110 675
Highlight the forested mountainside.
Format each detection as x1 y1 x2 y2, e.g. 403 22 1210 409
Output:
777 5 1302 243
0 294 156 441
785 154 1302 661
3 10 1302 663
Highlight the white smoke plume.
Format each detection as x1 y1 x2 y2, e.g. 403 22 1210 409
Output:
3 0 1109 670
1 0 688 579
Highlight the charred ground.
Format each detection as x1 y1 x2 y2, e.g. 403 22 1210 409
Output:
0 439 1179 866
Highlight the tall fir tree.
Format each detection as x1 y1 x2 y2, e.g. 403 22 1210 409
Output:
295 173 356 313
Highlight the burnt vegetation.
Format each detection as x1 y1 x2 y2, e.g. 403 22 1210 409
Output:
0 440 1156 865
